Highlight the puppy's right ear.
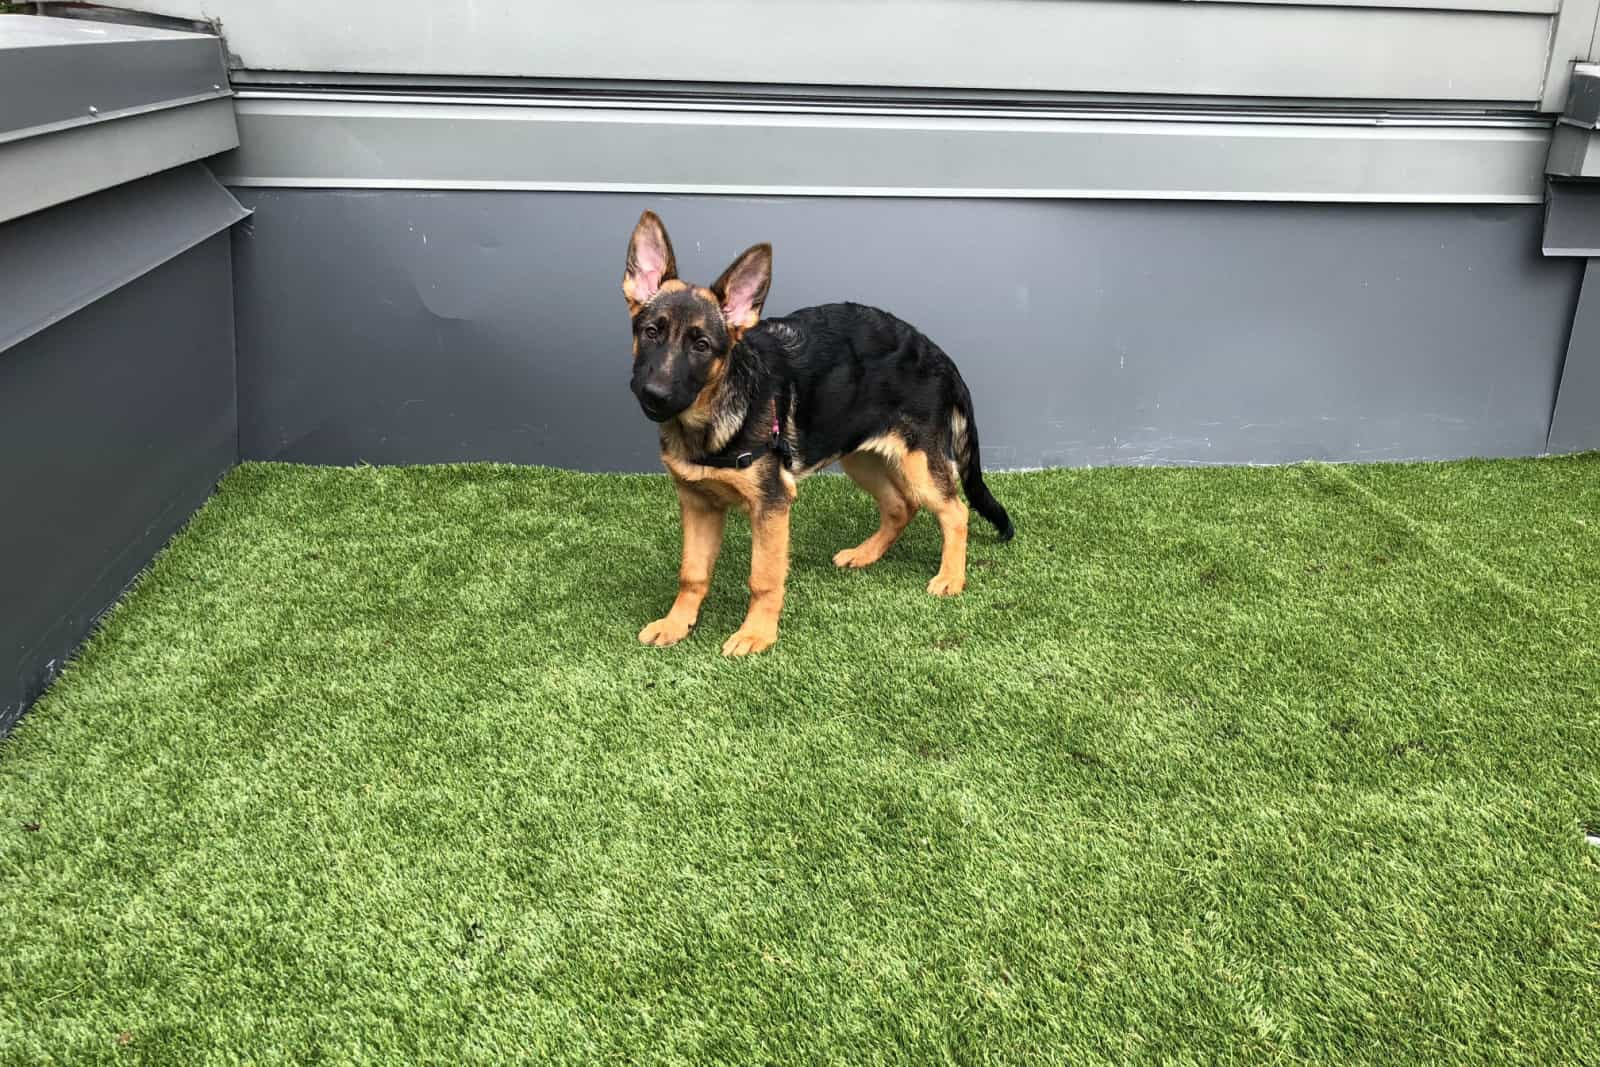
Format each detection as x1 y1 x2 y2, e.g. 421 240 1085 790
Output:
623 211 678 315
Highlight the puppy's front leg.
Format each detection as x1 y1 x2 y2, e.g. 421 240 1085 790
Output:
721 504 790 657
640 486 726 647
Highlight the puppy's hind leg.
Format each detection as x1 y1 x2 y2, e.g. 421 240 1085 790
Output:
833 451 917 569
901 449 967 597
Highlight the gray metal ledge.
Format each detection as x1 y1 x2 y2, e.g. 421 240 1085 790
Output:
216 93 1551 203
0 14 237 223
2 98 239 225
0 14 229 142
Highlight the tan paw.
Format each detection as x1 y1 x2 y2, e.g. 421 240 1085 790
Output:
832 545 882 569
720 626 777 657
639 617 692 647
926 573 966 597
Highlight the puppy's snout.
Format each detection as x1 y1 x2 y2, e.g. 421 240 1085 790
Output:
639 380 673 407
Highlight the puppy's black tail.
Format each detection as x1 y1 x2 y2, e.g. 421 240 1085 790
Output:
951 382 1015 542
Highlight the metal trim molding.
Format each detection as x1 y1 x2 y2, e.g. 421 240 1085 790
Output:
216 94 1551 204
0 14 230 142
0 97 239 225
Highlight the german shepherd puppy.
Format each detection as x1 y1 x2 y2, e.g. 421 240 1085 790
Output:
623 211 1013 656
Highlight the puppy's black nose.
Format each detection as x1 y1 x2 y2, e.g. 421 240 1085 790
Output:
640 381 672 406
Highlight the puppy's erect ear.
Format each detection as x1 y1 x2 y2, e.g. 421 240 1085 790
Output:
710 243 772 337
623 211 678 314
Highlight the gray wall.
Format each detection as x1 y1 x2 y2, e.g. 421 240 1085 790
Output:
115 0 1597 109
0 236 237 732
232 189 1581 471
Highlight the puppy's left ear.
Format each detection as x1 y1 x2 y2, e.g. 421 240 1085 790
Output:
711 243 772 338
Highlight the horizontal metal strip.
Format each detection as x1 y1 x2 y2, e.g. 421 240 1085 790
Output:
0 98 240 225
218 98 1550 203
0 16 230 142
0 88 232 149
233 89 1553 128
227 72 1544 115
1192 0 1556 10
215 180 1548 204
0 164 249 356
117 0 1552 103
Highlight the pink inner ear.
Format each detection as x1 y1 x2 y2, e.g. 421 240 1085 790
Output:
629 232 670 301
635 264 665 300
722 275 762 325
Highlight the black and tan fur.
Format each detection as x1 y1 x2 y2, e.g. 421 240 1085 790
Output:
624 211 1013 656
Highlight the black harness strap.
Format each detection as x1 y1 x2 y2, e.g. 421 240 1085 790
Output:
694 393 793 470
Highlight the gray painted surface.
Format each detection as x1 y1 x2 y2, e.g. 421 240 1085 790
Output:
0 164 248 354
0 14 228 141
232 189 1581 472
218 94 1551 204
116 0 1551 104
1 236 237 734
1549 258 1600 452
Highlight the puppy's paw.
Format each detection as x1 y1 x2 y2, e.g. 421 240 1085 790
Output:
639 617 692 647
720 626 777 657
832 545 881 569
926 573 965 597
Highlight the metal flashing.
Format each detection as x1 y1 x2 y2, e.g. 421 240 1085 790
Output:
0 97 239 225
1542 181 1600 255
1549 259 1600 452
0 164 249 356
0 15 237 223
218 94 1549 204
0 14 229 142
1557 63 1600 129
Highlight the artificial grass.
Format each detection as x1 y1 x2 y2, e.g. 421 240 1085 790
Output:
1 457 1598 1064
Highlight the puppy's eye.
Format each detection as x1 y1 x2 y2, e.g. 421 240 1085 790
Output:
693 337 711 353
643 324 660 341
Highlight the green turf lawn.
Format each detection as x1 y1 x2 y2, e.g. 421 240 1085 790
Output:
2 457 1598 1064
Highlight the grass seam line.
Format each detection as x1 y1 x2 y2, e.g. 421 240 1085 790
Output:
1303 463 1547 617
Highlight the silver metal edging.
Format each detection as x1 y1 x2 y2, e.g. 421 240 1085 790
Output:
216 179 1546 204
0 88 232 148
217 95 1551 204
230 88 1552 129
